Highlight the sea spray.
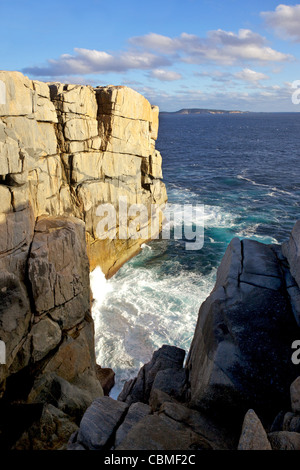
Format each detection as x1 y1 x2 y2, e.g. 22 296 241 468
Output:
91 242 216 399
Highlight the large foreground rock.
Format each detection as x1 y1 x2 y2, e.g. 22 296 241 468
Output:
115 414 214 451
186 237 299 422
118 345 185 405
76 397 128 450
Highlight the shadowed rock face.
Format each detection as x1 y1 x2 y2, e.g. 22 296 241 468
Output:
186 236 300 422
0 71 166 449
70 345 236 450
69 224 300 451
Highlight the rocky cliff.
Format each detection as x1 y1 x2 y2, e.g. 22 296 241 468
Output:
0 71 166 449
71 221 300 451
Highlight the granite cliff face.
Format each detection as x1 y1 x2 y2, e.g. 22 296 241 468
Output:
0 71 166 449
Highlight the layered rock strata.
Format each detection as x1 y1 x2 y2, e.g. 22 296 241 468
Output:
0 71 166 449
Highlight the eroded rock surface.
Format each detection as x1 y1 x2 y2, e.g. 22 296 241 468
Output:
186 237 299 422
0 71 166 449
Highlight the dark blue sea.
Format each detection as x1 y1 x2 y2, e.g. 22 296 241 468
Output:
91 113 300 397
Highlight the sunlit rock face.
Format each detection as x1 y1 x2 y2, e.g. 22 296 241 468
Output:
0 71 166 449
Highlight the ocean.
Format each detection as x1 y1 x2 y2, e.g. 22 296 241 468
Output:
91 112 300 398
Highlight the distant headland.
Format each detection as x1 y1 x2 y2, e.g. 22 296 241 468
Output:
160 108 248 115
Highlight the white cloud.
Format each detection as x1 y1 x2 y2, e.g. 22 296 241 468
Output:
131 29 292 65
234 68 269 82
129 33 180 54
24 47 171 76
23 27 292 78
137 82 295 112
149 69 182 81
262 4 300 42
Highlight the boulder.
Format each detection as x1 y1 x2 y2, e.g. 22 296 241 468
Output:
114 402 151 448
238 409 271 450
27 372 99 424
158 401 236 450
118 345 185 405
268 431 300 450
283 412 300 433
43 318 102 398
13 404 78 450
115 414 213 451
75 397 128 450
290 376 300 414
96 365 115 396
28 216 90 326
186 238 298 421
150 367 188 402
30 317 62 362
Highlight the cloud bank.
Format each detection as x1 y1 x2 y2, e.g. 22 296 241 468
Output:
23 28 292 79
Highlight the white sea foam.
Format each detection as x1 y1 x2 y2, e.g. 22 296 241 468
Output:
163 202 237 231
91 246 216 399
90 200 277 399
237 174 292 195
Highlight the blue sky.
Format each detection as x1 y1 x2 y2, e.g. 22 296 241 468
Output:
1 0 300 111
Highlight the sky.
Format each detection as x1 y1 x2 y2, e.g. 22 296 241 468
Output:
1 0 300 111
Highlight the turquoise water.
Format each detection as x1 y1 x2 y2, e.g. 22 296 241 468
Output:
91 113 300 398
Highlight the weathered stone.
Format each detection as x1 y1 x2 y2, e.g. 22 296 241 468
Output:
238 409 271 450
68 151 102 184
27 372 100 423
290 376 300 414
149 389 178 412
76 397 128 450
50 83 98 118
64 118 98 142
13 404 78 450
0 186 12 213
0 72 167 280
0 72 167 450
283 412 300 433
270 410 286 432
43 318 102 398
118 345 185 405
0 271 31 383
115 402 151 448
4 117 57 157
0 71 34 117
96 365 115 396
28 216 90 324
0 207 34 256
96 86 153 122
32 81 57 123
268 431 300 450
151 368 188 402
116 414 214 450
158 401 236 450
30 317 62 362
186 238 298 421
67 431 86 449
